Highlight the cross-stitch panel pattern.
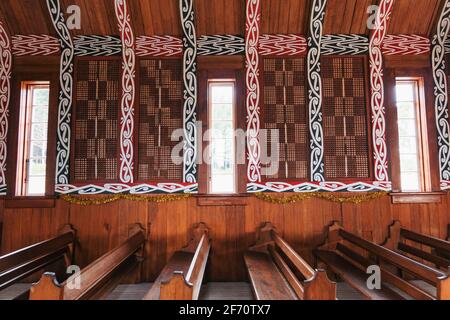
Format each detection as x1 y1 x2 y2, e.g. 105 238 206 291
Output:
321 56 370 179
73 59 120 181
262 58 309 180
138 59 183 181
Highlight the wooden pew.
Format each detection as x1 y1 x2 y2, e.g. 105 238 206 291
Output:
315 222 450 300
0 225 75 298
244 222 336 300
143 223 210 300
29 224 146 300
384 221 450 271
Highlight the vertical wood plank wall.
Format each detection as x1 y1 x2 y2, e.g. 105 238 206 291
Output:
0 195 449 282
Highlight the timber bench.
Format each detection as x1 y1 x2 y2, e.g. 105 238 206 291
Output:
143 223 210 300
315 222 450 300
244 222 336 300
384 221 450 271
29 224 146 300
0 225 76 299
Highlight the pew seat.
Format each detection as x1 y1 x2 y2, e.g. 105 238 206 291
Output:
0 225 75 299
315 250 404 300
29 224 146 300
244 251 297 300
384 221 450 270
245 223 336 300
144 223 210 300
316 222 450 300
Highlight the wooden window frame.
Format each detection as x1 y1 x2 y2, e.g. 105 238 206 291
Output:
16 81 50 197
197 56 246 195
385 67 442 202
207 80 237 194
6 56 60 205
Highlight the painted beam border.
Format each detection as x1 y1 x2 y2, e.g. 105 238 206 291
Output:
136 35 183 57
247 181 392 193
197 35 245 55
432 0 450 190
307 0 327 182
382 34 430 55
46 0 74 189
180 0 198 185
321 34 369 55
55 183 198 195
0 22 11 195
73 35 122 56
258 34 307 56
115 0 135 184
369 0 394 183
246 0 261 185
11 35 60 56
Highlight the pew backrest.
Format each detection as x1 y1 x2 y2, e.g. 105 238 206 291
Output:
30 224 146 300
0 225 75 291
321 222 450 300
248 222 336 300
384 221 450 270
159 223 211 300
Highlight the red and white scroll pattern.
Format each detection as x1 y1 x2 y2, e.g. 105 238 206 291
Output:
258 34 307 56
246 0 261 183
248 181 392 193
115 0 135 184
11 35 60 56
369 0 394 183
432 0 450 187
136 35 183 57
382 34 430 55
56 183 198 195
0 22 11 194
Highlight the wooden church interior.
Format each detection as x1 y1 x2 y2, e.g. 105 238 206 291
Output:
1 0 450 301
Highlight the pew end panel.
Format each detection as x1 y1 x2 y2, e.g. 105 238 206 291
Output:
0 224 77 295
144 223 211 300
245 222 337 300
29 223 147 300
29 272 64 300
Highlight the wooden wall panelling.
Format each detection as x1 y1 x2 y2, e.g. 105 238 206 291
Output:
323 0 377 35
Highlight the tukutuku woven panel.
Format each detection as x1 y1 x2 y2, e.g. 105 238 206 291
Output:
262 58 309 179
138 59 183 181
321 56 370 179
73 59 120 181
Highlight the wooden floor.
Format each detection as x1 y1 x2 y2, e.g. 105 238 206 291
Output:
0 281 437 300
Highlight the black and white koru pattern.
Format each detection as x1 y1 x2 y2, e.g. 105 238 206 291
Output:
46 0 74 186
445 37 450 54
74 35 122 56
432 0 450 183
197 35 245 55
180 0 198 184
307 0 327 182
321 34 369 55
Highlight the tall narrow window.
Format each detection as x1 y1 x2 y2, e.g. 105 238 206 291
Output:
395 78 430 192
16 82 50 196
209 82 236 194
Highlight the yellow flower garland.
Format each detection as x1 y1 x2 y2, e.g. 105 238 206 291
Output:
61 194 191 206
254 192 388 205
